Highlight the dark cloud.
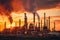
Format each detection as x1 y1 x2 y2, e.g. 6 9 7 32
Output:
0 0 13 23
0 0 60 23
23 0 60 12
0 0 60 13
0 0 13 16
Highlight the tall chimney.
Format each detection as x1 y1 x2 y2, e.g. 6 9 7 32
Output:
54 21 55 31
41 20 42 30
24 13 27 28
33 12 35 24
44 13 46 27
48 16 50 31
19 19 21 28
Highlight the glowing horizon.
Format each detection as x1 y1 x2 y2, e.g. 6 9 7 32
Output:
0 8 60 32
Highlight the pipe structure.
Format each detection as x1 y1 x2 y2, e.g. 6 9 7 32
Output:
41 20 42 30
33 12 35 25
24 13 27 29
54 21 56 31
19 19 21 28
33 10 40 31
44 13 46 27
48 16 50 31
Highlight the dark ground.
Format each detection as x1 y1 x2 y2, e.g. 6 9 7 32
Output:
0 35 60 40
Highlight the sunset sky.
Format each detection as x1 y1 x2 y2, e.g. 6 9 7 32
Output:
0 0 60 32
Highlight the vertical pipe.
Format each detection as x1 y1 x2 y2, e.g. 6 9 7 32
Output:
44 13 46 27
33 12 35 24
48 16 50 31
54 21 55 31
41 20 42 30
24 13 27 29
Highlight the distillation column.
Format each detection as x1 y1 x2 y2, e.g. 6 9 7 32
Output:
48 16 50 31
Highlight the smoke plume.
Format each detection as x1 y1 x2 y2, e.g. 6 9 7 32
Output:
23 0 60 12
0 0 60 23
0 0 13 23
0 0 13 15
0 0 60 14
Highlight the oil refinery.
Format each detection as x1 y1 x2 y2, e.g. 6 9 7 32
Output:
0 11 60 38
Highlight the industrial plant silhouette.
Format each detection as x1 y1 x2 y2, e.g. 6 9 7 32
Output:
0 11 60 38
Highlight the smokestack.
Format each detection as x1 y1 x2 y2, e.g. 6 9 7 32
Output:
33 12 35 24
19 19 21 28
48 16 50 31
44 13 46 27
4 22 6 29
33 10 40 26
24 13 27 28
54 21 56 31
47 19 50 31
41 20 42 30
33 10 40 31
